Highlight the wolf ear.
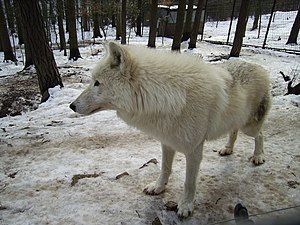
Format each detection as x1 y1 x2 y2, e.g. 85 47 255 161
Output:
108 42 131 73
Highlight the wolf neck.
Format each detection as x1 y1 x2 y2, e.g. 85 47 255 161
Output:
115 74 187 117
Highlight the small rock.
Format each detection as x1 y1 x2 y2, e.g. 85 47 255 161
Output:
152 217 162 225
164 201 178 212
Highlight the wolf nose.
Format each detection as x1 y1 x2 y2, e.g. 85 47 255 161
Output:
69 103 76 112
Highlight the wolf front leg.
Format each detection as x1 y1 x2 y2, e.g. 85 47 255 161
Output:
143 144 175 195
177 141 204 218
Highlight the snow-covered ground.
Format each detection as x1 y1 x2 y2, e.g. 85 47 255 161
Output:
1 17 300 225
204 11 300 53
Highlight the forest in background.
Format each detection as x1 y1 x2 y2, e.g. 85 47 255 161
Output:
0 0 299 104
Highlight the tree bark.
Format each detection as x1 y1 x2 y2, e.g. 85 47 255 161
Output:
188 0 205 49
229 0 250 57
182 0 194 42
13 0 24 45
0 0 16 61
4 0 15 33
121 0 126 44
172 0 187 51
81 0 90 31
92 0 102 38
286 5 300 44
147 0 158 48
65 0 81 60
251 0 260 31
262 0 276 49
16 0 63 102
136 0 142 37
57 0 67 56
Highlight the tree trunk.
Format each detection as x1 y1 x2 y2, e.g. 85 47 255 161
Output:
182 0 194 42
41 0 51 42
92 12 102 38
13 0 24 45
171 0 187 51
229 0 250 57
112 14 116 27
92 0 102 38
136 0 142 37
286 5 300 44
4 0 15 33
188 0 205 49
81 0 90 31
116 12 121 40
0 0 16 61
262 0 276 49
57 0 67 56
251 0 260 31
23 28 34 70
15 0 63 102
147 0 158 48
121 0 126 44
66 0 81 60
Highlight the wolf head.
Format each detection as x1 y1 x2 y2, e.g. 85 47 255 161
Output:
70 42 134 115
70 42 187 116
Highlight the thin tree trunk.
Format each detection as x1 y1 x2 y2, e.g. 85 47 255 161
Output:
182 0 194 42
251 0 260 31
147 0 158 48
136 0 142 37
4 0 15 33
226 0 236 44
16 0 63 102
81 0 90 31
92 12 102 38
188 0 205 49
13 0 32 68
121 0 126 44
286 5 300 44
66 0 81 60
229 0 250 57
57 0 67 56
262 0 276 49
0 0 16 61
13 0 24 45
171 0 187 51
23 28 34 69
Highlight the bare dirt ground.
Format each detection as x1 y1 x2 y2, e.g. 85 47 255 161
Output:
0 70 40 118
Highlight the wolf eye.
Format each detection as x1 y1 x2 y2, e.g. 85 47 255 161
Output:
94 80 100 86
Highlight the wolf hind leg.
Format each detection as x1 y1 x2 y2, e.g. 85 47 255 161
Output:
249 130 265 165
219 130 238 156
177 141 204 218
242 120 265 165
143 144 175 195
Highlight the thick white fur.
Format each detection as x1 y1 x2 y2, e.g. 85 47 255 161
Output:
70 42 271 217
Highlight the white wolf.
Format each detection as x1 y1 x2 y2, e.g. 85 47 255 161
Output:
70 42 271 217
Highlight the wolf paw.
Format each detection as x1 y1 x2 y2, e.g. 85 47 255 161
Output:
177 199 194 218
218 147 233 156
143 182 165 195
249 154 265 165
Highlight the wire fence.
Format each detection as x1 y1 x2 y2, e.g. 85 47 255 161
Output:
202 0 300 54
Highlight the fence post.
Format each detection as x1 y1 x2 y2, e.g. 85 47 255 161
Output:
262 0 277 49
